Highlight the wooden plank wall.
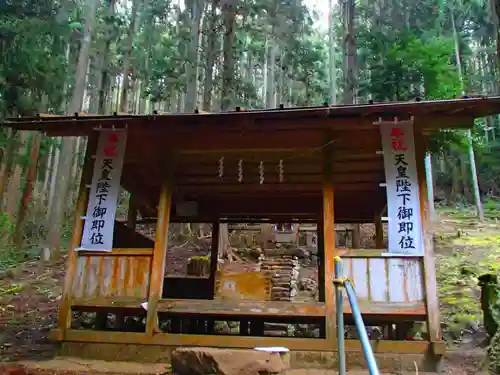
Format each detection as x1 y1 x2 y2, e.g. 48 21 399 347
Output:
341 256 425 313
72 250 152 300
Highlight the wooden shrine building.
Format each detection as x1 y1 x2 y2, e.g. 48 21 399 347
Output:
4 97 500 371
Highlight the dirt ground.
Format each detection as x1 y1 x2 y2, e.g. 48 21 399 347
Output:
0 257 65 363
0 215 496 374
0 352 489 375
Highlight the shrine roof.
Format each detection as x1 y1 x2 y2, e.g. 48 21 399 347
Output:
4 96 500 136
5 97 500 223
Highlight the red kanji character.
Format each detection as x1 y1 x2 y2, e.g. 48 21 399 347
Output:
107 133 119 143
103 145 117 157
391 127 408 151
391 127 405 138
392 138 408 151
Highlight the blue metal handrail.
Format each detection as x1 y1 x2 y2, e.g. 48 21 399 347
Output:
334 256 380 375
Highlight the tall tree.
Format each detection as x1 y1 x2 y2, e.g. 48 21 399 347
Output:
119 0 140 113
328 0 337 105
342 0 357 105
220 0 237 111
44 0 100 260
185 0 206 112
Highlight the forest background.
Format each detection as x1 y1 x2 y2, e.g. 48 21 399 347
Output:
0 0 500 355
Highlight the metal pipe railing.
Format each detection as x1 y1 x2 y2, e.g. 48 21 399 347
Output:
334 256 347 375
333 256 381 375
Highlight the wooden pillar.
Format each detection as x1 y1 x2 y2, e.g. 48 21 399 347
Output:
209 220 220 298
145 169 173 335
414 128 441 343
375 215 384 248
352 224 361 248
323 138 336 343
56 134 97 340
127 193 138 230
317 215 325 302
117 193 136 326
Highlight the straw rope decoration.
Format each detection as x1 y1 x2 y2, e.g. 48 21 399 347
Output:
215 139 335 183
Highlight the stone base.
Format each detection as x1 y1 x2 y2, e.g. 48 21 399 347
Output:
59 343 444 372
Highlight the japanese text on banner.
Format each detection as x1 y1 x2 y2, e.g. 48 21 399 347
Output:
78 130 127 252
380 121 423 255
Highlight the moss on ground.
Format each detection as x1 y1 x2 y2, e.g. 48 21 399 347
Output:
434 207 500 338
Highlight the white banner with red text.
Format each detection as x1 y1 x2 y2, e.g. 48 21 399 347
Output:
78 129 127 252
380 120 424 255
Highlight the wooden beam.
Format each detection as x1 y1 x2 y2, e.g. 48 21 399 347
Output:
420 115 474 132
333 150 384 161
77 248 153 256
414 129 442 343
157 299 326 317
169 216 320 224
142 191 386 222
63 329 332 350
171 160 383 175
322 134 337 344
173 153 381 164
58 329 442 354
56 135 98 340
130 129 327 151
145 163 174 335
126 190 386 224
337 249 388 257
173 172 385 184
72 296 147 309
343 302 426 316
119 128 383 155
178 148 323 156
69 296 425 317
168 183 382 193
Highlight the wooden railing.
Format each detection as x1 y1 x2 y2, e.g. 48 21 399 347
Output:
338 249 426 316
71 248 153 302
69 246 426 319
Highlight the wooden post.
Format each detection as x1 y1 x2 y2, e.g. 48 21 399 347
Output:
352 224 361 248
209 220 220 298
56 134 97 340
375 215 384 248
414 128 441 343
323 138 336 342
317 215 325 303
145 169 173 335
127 193 138 230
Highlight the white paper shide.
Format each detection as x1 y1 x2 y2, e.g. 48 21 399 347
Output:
78 130 127 252
380 120 423 255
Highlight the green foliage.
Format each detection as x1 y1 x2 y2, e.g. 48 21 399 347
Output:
489 330 500 373
0 0 77 117
285 34 329 106
0 213 14 244
476 141 500 196
359 30 461 101
189 255 209 261
0 213 30 270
